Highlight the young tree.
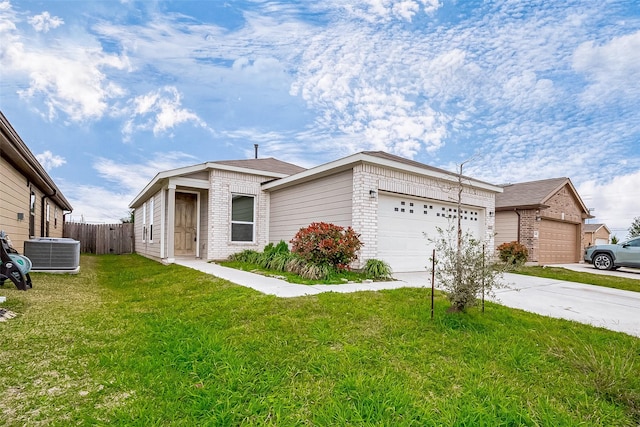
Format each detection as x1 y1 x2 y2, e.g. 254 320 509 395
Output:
629 217 640 238
427 159 510 312
429 225 509 312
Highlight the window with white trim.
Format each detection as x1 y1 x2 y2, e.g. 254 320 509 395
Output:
148 198 154 242
142 203 147 242
231 194 255 242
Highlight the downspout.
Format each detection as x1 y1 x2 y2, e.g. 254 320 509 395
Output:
515 209 521 242
41 189 56 237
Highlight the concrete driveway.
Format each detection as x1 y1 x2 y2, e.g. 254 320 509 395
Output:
493 273 640 338
554 263 640 279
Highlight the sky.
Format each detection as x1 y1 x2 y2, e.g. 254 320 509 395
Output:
1 0 639 239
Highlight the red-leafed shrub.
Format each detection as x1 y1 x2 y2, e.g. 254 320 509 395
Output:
497 241 529 264
290 222 362 268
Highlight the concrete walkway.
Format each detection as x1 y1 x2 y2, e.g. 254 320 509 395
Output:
175 259 640 338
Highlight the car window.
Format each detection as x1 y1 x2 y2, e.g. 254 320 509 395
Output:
625 238 640 247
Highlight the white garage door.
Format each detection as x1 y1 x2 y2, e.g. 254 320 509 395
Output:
377 193 484 272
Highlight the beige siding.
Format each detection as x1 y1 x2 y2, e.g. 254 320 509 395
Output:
269 170 354 244
135 191 162 260
494 211 519 250
1 157 30 252
1 157 65 252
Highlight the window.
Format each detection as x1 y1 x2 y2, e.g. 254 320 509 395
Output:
231 195 254 242
29 191 36 237
142 203 147 242
148 198 154 242
45 202 50 237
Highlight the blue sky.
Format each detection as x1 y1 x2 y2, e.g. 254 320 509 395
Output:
1 0 639 238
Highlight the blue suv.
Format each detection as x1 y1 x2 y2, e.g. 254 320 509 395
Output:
584 236 640 270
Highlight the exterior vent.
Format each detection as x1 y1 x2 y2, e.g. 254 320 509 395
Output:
24 238 80 272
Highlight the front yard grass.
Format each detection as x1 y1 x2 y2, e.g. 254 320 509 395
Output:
515 266 640 293
1 254 638 426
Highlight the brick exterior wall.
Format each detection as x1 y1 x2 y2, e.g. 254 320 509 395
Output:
207 169 272 261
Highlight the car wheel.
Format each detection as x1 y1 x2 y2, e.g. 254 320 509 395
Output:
593 253 613 270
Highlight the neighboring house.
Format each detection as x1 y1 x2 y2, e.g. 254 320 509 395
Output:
0 112 73 253
584 223 611 247
494 177 592 264
130 151 503 272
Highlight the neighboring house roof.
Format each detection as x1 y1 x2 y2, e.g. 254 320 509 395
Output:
584 223 611 234
495 177 591 216
262 151 503 193
0 111 73 211
130 157 306 208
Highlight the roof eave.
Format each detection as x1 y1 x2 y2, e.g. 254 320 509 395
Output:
0 112 73 211
129 162 292 208
262 152 504 193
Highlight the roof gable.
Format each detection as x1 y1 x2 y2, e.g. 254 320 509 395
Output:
584 223 611 234
496 177 590 216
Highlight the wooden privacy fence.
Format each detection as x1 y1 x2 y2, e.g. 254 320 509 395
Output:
64 223 135 255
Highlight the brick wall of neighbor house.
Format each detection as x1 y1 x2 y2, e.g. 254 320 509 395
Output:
541 186 584 224
352 163 497 269
517 185 584 262
585 227 610 247
208 169 272 261
517 209 540 262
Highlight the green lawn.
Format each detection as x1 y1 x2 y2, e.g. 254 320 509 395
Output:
1 254 638 426
514 266 640 293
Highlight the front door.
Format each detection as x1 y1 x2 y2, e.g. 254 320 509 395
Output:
175 192 197 256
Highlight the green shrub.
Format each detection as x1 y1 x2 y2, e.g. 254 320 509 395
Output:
363 259 393 280
228 249 262 264
497 241 529 264
290 222 362 268
266 252 294 272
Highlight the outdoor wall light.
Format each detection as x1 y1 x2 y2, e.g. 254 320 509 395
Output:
16 212 24 221
488 211 494 217
369 190 377 198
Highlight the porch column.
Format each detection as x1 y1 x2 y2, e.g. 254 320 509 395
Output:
166 184 176 263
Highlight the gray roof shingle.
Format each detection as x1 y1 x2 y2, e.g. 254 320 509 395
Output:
495 177 568 209
213 158 306 175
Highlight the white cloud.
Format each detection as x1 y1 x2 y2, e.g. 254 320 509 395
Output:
578 170 640 240
330 0 441 23
93 151 198 193
65 152 198 223
28 11 63 32
36 150 66 171
121 86 209 141
0 1 129 122
573 30 640 105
